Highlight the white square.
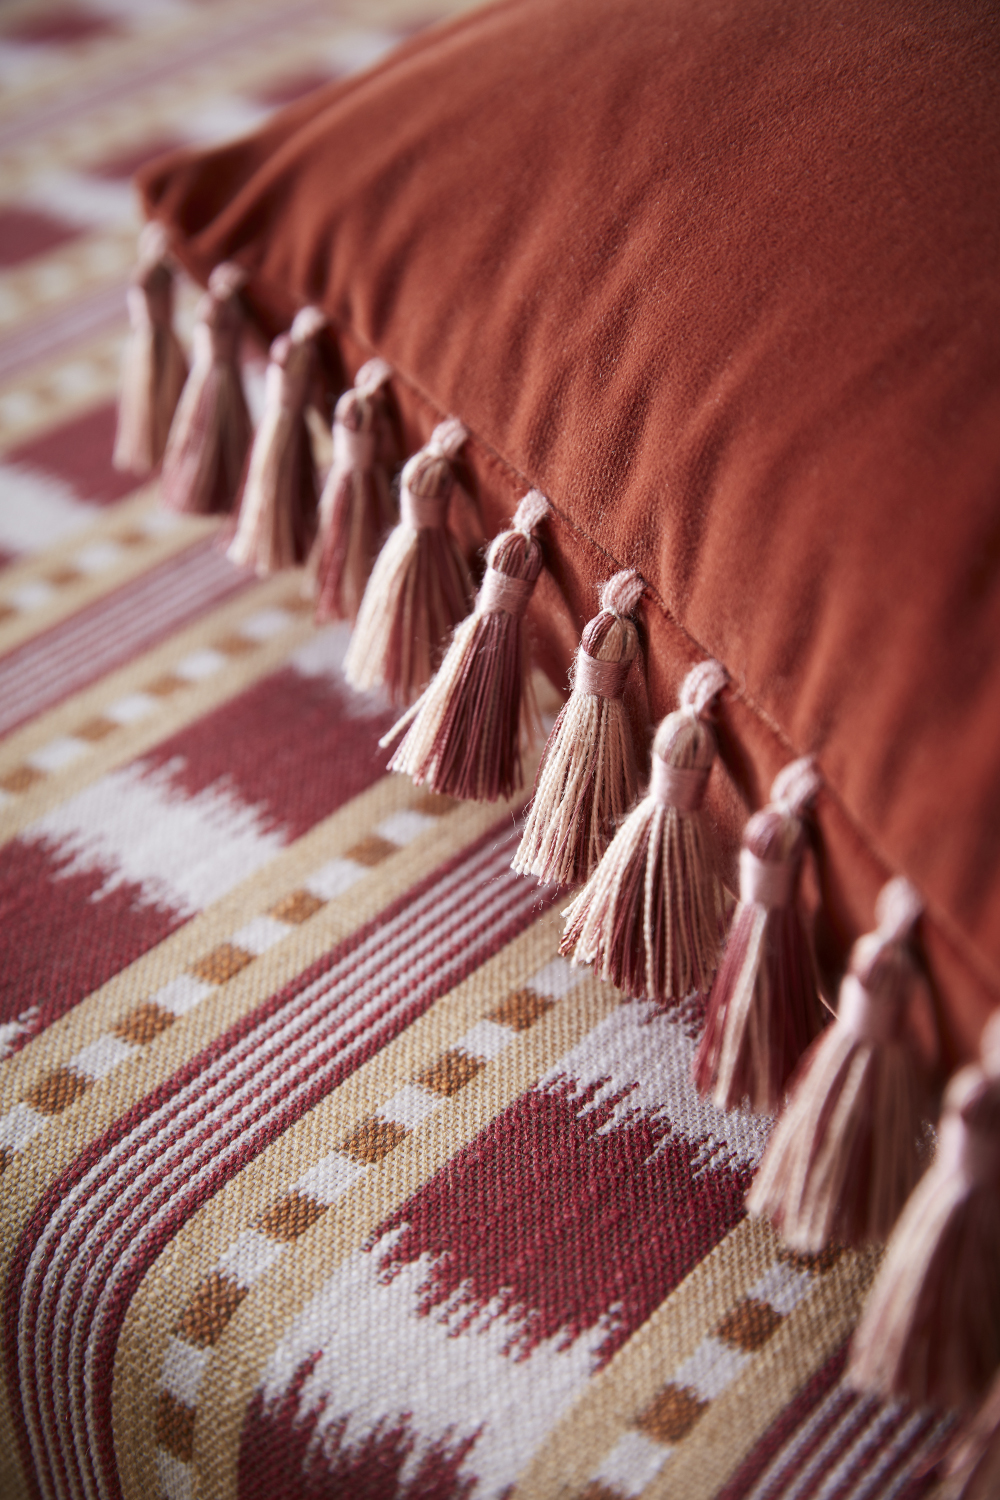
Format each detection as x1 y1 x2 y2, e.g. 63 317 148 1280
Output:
455 1019 514 1061
152 974 216 1016
592 1430 671 1497
374 809 436 847
73 541 124 574
140 510 183 537
174 648 227 682
529 956 581 999
237 608 292 642
216 1228 285 1288
672 1336 753 1401
230 915 291 956
295 1151 366 1205
26 737 90 773
105 692 158 725
749 1259 813 1315
0 1103 47 1152
8 580 56 611
70 1034 137 1080
160 1337 211 1406
377 1083 442 1130
304 858 365 902
155 1449 193 1500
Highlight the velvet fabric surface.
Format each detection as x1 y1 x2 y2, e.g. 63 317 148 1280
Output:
140 0 1000 1069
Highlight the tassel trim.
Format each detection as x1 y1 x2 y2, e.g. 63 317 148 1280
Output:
113 222 188 476
559 656 728 1002
747 875 930 1252
382 488 550 800
343 417 473 705
227 306 327 575
160 261 252 516
512 568 646 887
693 754 825 1114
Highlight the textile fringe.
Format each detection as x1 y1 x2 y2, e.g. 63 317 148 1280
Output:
848 1010 1000 1409
512 569 645 887
312 357 398 622
559 657 728 1002
747 876 930 1252
693 755 826 1113
344 417 473 705
382 489 550 800
161 261 252 515
113 222 187 476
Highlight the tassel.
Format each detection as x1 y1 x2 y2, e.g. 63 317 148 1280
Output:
160 261 252 515
848 1010 1000 1411
747 876 930 1252
381 489 550 800
227 306 327 575
343 417 473 705
558 657 728 1001
313 357 398 622
113 222 188 476
693 755 826 1113
512 569 645 888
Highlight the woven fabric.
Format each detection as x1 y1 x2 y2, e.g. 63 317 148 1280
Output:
0 4 953 1499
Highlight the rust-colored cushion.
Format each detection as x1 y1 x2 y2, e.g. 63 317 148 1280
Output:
140 0 1000 1067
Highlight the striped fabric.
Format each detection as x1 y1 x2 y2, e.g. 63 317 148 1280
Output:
0 4 952 1498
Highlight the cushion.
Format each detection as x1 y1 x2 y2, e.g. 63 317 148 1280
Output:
139 0 1000 1078
141 5 1000 1058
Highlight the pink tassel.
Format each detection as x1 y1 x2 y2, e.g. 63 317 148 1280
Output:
313 357 398 622
113 222 188 476
747 876 931 1252
381 489 550 801
160 262 252 515
848 1010 1000 1411
227 306 327 576
559 657 728 1000
343 417 473 705
512 569 646 887
693 755 826 1113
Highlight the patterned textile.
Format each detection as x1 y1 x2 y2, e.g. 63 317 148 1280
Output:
0 4 953 1497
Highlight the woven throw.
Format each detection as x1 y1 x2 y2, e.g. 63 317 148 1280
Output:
0 3 950 1497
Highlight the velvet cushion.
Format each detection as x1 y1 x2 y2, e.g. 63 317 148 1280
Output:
140 0 1000 1068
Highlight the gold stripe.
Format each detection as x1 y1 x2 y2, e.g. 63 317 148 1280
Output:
641 1247 880 1500
513 1217 781 1500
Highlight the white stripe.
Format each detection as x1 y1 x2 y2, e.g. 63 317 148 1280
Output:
746 1385 852 1500
878 1416 952 1500
850 1411 932 1500
781 1389 876 1500
19 833 531 1500
812 1400 902 1500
